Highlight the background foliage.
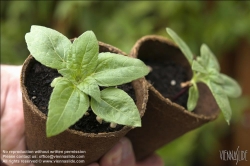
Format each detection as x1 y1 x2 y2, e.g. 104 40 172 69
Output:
2 1 250 64
1 1 250 166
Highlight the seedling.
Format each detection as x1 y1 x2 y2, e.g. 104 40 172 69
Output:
166 28 242 124
25 26 149 137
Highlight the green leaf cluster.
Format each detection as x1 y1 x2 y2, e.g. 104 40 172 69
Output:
166 28 242 124
25 26 149 137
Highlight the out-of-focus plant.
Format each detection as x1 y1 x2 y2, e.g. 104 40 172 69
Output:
1 1 250 64
167 28 242 124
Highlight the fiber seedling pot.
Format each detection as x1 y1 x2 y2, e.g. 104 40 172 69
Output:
21 41 148 166
126 35 220 160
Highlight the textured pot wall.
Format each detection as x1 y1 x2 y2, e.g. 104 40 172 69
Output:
21 42 148 166
126 35 219 160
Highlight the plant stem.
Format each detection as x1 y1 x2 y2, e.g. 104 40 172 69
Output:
171 86 189 101
110 122 117 128
96 116 103 124
171 80 192 102
180 80 192 88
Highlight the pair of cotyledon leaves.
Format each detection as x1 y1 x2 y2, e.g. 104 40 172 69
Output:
167 28 242 124
25 26 149 137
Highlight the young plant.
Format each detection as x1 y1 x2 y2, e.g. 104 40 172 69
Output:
166 28 242 124
25 25 149 137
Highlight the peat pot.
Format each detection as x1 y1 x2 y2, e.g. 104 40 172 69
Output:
21 41 148 166
126 35 220 160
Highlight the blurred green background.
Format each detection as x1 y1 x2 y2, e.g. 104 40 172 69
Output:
1 1 250 166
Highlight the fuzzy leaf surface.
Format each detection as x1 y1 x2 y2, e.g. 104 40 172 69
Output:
166 28 194 64
58 68 77 82
93 53 149 86
51 77 63 87
187 85 199 111
201 44 220 71
192 61 207 74
68 31 99 80
91 88 141 127
207 69 224 84
47 78 89 137
221 74 242 98
25 25 71 69
77 77 101 102
207 81 232 124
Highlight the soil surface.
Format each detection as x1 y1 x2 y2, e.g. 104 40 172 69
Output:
25 61 136 133
145 61 189 108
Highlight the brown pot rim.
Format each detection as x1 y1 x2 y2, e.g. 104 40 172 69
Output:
130 35 178 58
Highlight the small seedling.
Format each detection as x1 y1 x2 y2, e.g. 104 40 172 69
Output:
166 28 242 124
25 25 149 137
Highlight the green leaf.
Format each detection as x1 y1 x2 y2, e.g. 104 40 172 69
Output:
25 25 71 69
200 44 220 71
68 31 99 80
196 56 205 66
187 85 199 111
58 68 77 81
47 78 89 137
192 61 207 74
93 53 149 86
207 81 232 124
220 74 242 98
166 28 194 64
208 69 224 84
51 77 63 87
77 76 101 102
91 88 141 127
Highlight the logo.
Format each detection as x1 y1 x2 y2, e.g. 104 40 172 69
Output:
220 146 248 165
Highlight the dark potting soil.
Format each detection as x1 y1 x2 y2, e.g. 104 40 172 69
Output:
145 61 189 108
25 61 136 133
